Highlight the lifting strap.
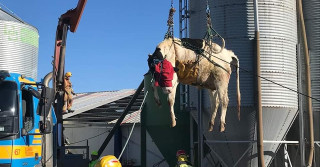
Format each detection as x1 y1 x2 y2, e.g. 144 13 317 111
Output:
203 0 225 53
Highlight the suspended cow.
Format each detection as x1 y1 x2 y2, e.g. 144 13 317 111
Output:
148 38 240 132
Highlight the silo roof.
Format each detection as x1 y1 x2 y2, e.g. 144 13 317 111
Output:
0 7 38 31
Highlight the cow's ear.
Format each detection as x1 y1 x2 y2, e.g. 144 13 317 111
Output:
153 48 164 60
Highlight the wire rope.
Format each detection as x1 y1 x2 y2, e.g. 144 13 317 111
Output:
118 91 149 159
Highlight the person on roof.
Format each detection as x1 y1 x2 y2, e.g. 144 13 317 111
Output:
176 150 193 167
89 151 99 167
63 72 76 114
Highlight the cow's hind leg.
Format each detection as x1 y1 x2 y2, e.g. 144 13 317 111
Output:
218 87 229 132
208 90 219 132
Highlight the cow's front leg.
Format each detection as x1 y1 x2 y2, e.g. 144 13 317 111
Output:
208 90 219 132
167 75 179 127
152 84 161 106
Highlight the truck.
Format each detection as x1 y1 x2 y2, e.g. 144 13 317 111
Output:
0 1 87 166
0 71 56 167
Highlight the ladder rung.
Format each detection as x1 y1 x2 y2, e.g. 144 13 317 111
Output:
181 27 187 31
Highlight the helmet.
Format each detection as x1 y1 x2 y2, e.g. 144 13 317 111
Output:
97 155 121 167
176 150 187 157
65 72 72 77
91 151 98 156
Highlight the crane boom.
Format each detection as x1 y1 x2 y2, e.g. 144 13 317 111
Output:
59 0 87 33
51 1 87 166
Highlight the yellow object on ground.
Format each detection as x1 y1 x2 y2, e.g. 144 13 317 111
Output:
95 155 122 167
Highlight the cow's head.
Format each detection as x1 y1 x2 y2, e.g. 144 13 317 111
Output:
154 38 176 62
148 38 177 71
148 38 177 93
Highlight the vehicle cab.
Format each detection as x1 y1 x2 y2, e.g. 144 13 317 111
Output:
0 70 56 167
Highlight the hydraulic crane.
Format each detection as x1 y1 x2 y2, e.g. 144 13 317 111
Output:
51 0 88 166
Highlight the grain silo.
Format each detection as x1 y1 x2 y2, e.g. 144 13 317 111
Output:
303 1 320 115
0 8 39 79
187 0 298 166
303 0 320 166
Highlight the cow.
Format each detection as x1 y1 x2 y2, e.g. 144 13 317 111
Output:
148 38 240 132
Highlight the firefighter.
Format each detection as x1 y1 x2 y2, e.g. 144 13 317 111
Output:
89 151 99 167
176 150 193 167
63 72 76 114
95 155 121 167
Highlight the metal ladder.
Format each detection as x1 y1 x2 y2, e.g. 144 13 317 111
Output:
179 0 189 110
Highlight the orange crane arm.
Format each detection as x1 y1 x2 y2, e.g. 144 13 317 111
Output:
59 0 87 32
54 0 87 85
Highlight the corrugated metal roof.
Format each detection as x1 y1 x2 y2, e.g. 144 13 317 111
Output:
63 89 144 128
64 89 135 118
108 110 141 125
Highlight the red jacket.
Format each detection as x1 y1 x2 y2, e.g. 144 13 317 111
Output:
154 59 174 87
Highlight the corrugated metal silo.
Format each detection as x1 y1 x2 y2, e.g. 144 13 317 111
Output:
303 1 320 112
0 8 39 79
303 1 320 166
188 0 298 166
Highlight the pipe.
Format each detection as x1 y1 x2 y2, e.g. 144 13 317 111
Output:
197 89 203 167
41 72 53 166
297 44 306 167
297 0 314 166
254 0 265 166
43 72 53 87
57 24 68 85
255 31 265 167
141 96 146 167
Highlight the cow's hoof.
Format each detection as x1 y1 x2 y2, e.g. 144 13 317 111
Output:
208 124 214 132
154 98 161 106
171 120 176 127
220 123 226 132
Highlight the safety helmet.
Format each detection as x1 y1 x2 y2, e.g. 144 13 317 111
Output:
97 155 122 167
65 72 72 77
91 151 98 156
176 150 187 157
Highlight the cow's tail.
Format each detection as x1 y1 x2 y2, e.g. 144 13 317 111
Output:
232 55 241 120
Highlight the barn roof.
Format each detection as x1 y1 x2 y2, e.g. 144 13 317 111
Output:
63 89 143 128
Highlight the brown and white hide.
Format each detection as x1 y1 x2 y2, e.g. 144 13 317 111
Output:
150 38 241 132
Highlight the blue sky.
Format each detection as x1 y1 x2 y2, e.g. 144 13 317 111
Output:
1 0 180 92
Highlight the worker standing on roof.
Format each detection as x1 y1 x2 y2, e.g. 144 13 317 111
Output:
63 72 75 114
